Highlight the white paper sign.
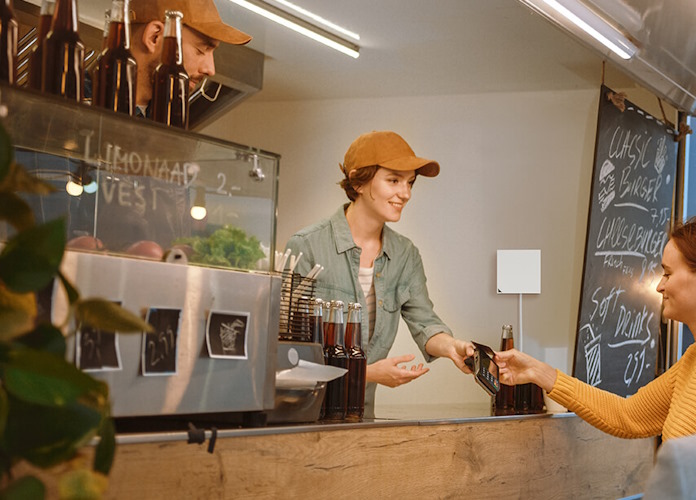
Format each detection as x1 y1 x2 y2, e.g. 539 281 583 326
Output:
496 249 541 294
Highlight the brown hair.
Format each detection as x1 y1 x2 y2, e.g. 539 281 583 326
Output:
340 165 380 201
670 216 696 271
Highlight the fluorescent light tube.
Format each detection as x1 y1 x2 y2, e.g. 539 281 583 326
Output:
228 0 360 59
541 0 637 59
270 0 360 41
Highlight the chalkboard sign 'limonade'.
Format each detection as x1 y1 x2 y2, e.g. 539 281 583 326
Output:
94 0 136 115
41 0 85 101
0 0 17 85
28 0 54 90
345 302 367 422
151 10 189 129
323 300 349 421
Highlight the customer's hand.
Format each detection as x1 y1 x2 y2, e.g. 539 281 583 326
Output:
494 349 557 392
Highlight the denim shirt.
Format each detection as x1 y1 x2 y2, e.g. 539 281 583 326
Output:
285 205 452 415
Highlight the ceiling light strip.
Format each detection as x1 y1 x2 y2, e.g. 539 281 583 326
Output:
228 0 360 58
270 0 360 41
521 0 637 60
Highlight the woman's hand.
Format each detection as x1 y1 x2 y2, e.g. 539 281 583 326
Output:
366 354 430 388
424 334 476 374
494 349 557 392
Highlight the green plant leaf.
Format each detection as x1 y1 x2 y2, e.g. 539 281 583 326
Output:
93 417 115 475
0 162 55 195
0 219 66 293
58 469 108 500
15 323 66 358
0 307 34 342
0 475 46 500
0 285 36 341
0 123 13 185
3 395 102 468
0 191 34 230
3 348 106 407
57 270 79 305
75 299 153 333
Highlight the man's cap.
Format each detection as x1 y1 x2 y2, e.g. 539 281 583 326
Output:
341 130 440 177
131 0 252 45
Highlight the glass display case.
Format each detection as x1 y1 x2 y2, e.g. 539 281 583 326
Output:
3 84 279 271
1 85 282 424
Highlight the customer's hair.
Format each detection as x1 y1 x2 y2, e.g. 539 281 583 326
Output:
670 217 696 271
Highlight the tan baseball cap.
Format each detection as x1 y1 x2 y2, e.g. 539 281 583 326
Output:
131 0 252 45
341 131 440 178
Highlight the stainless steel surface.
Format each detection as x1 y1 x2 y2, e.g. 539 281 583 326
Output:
268 341 325 423
57 251 281 417
518 0 696 113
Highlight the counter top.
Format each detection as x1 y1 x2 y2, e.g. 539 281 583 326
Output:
23 407 653 499
114 405 574 445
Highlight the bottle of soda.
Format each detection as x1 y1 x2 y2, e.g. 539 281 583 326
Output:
94 0 136 115
0 0 18 84
89 8 110 105
311 298 325 420
151 10 189 129
323 300 348 421
42 0 85 101
345 302 366 422
27 0 53 90
311 298 324 346
494 324 515 416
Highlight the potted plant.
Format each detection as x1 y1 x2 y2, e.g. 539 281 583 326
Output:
0 118 153 499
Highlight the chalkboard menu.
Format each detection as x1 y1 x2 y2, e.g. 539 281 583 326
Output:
573 85 677 397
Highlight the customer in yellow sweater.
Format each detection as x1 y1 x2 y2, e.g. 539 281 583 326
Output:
495 218 696 441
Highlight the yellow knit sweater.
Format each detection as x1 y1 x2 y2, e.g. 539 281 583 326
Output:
548 344 696 441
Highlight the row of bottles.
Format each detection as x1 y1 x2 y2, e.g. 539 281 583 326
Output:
4 0 188 128
312 299 367 422
494 324 545 415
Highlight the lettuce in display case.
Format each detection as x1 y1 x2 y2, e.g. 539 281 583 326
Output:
175 225 265 269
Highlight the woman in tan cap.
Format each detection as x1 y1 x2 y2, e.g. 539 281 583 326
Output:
286 130 475 418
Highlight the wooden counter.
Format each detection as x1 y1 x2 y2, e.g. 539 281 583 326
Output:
17 413 655 499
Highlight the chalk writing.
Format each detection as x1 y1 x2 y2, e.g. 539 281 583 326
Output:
206 311 250 359
142 308 181 376
574 86 676 397
76 301 123 372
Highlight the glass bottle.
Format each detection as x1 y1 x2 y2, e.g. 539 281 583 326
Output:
323 300 348 421
42 0 85 101
311 298 324 346
345 302 366 422
0 0 17 84
27 0 53 90
151 10 189 129
494 324 516 416
311 298 325 420
89 8 109 105
94 0 136 115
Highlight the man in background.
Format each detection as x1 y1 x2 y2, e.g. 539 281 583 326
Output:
130 0 252 115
